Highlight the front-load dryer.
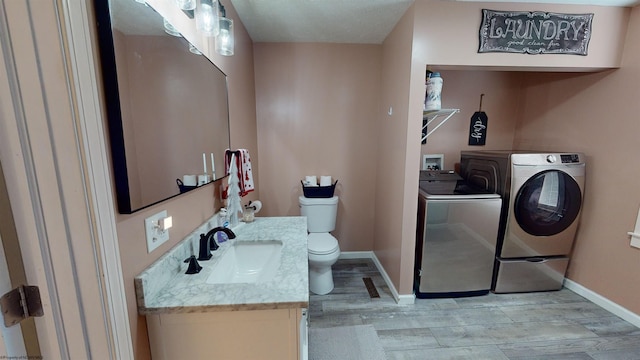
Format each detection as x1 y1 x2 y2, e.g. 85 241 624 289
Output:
460 151 585 293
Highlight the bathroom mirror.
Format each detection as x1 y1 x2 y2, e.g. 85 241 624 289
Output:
94 0 230 214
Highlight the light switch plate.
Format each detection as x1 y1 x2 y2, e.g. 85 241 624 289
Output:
631 237 640 249
145 210 170 253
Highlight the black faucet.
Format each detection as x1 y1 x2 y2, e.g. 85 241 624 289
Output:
197 227 237 261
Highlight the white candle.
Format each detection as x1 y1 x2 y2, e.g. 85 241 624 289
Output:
202 153 207 174
210 153 216 177
211 153 216 178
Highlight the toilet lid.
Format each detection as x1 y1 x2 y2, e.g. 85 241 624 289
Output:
308 233 339 255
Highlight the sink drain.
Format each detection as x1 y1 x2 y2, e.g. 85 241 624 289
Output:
362 277 380 298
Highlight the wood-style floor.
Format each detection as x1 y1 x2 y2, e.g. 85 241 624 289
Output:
309 259 640 360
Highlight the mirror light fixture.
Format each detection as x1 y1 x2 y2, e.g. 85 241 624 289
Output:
189 43 203 55
163 18 181 37
196 0 219 37
175 0 196 11
215 2 234 56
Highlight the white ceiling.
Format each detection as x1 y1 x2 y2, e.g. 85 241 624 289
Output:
229 0 414 44
229 0 640 44
111 0 640 43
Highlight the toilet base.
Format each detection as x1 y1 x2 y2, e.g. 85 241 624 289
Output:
309 266 335 295
307 237 340 296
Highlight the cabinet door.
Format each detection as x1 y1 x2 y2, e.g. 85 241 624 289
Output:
147 309 299 360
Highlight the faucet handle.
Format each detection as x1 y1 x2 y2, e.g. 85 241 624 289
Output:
184 255 203 274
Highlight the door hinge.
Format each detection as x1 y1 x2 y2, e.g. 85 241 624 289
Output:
1 285 44 327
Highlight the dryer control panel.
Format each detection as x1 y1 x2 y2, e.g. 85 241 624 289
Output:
560 154 581 163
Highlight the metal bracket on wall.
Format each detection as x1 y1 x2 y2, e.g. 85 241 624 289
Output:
421 109 460 143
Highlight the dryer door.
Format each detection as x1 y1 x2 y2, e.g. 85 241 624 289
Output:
514 170 582 237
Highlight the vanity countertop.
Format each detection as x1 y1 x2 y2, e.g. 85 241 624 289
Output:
135 217 309 314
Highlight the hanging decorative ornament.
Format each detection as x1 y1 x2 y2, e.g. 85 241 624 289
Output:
468 94 488 146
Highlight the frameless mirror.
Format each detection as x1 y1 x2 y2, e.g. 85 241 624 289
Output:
94 0 230 213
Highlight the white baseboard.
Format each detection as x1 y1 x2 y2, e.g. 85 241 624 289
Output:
563 279 640 328
339 251 416 305
339 251 373 260
338 253 640 324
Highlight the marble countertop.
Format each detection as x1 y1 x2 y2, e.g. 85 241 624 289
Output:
135 217 309 314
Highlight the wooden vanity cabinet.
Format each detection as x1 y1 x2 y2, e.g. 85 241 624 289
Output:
146 307 307 360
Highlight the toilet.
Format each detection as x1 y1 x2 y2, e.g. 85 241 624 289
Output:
299 196 340 295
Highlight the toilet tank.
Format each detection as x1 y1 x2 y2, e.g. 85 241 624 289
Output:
299 196 339 233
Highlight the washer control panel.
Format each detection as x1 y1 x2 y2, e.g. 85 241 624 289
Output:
560 154 581 163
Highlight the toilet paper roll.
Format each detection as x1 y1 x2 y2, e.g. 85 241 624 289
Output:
627 205 640 248
304 175 318 186
182 174 197 186
320 176 332 187
251 200 262 213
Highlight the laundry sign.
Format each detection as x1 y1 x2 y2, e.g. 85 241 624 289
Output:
478 9 593 55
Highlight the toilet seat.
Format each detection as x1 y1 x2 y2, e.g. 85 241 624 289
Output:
308 233 339 255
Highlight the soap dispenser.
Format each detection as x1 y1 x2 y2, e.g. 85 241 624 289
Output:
217 208 229 243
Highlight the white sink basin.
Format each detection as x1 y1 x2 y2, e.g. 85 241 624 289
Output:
206 240 283 284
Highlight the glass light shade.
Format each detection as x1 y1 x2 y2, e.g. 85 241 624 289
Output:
175 0 196 10
188 43 202 55
215 17 234 56
196 0 219 37
163 18 181 37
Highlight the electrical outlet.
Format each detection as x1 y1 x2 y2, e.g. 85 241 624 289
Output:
422 154 444 171
145 210 170 253
422 155 430 170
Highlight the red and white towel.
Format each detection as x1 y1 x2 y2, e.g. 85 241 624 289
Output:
224 149 255 197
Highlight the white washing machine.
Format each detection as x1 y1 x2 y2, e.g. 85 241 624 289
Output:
415 171 502 298
460 151 585 293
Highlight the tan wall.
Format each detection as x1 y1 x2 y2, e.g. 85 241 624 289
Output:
111 1 258 358
420 69 522 168
412 0 628 71
511 6 640 315
374 3 418 295
253 43 381 251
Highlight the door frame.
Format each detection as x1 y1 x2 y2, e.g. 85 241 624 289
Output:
0 0 132 358
63 0 133 356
